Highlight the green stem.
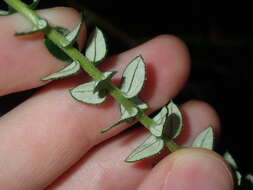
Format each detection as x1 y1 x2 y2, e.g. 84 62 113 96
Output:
4 0 180 151
164 138 182 152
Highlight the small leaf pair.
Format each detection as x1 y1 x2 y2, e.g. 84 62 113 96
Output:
0 0 40 16
125 101 183 162
42 18 107 82
70 71 116 104
150 101 183 138
101 56 148 133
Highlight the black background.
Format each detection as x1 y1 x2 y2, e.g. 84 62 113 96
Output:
1 0 252 174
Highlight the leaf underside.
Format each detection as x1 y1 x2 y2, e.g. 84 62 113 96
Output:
192 126 214 150
94 71 117 93
120 55 146 99
85 27 107 64
165 101 183 139
15 19 48 36
101 106 138 133
61 12 85 48
70 81 106 104
224 151 238 170
125 135 164 162
41 61 81 81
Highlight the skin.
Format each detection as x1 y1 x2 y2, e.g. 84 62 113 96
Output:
0 7 234 190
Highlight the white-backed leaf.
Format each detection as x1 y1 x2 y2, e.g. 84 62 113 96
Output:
29 0 40 10
15 19 48 36
246 174 253 183
166 101 183 139
0 10 9 16
120 56 146 98
61 12 85 48
101 106 138 133
125 135 164 162
131 97 149 112
94 71 117 93
70 81 106 104
224 151 238 170
192 126 214 150
236 171 242 186
42 61 81 81
150 106 168 137
85 27 107 63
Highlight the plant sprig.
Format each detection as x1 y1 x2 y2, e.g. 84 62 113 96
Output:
2 0 218 163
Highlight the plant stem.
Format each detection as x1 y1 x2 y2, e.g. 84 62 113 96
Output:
4 0 180 152
164 138 182 152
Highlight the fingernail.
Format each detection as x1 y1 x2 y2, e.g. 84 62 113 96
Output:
164 151 234 190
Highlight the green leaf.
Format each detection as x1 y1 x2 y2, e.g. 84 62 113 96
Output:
125 135 164 162
41 61 81 81
70 81 106 104
165 101 183 139
85 27 107 64
15 19 48 36
94 71 117 94
60 12 85 48
224 151 238 170
120 55 146 98
150 106 168 137
45 37 72 62
192 126 214 150
101 106 138 133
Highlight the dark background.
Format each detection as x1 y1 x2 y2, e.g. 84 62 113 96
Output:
1 0 252 174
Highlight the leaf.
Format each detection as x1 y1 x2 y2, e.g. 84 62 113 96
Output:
120 55 146 98
41 61 81 81
125 135 164 162
130 97 149 112
70 81 106 104
150 106 168 137
44 26 72 63
61 12 85 48
85 27 107 64
236 171 242 186
15 19 48 36
245 174 253 184
165 101 183 139
224 151 238 170
29 0 40 10
101 106 138 133
192 126 214 150
0 9 10 16
94 71 117 94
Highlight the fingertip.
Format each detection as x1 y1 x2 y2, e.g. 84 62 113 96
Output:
177 100 221 145
138 148 234 190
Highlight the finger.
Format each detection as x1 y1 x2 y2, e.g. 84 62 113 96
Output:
0 35 190 190
0 7 86 96
47 100 221 190
138 148 234 190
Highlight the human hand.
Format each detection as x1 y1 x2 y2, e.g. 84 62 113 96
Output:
0 7 234 190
